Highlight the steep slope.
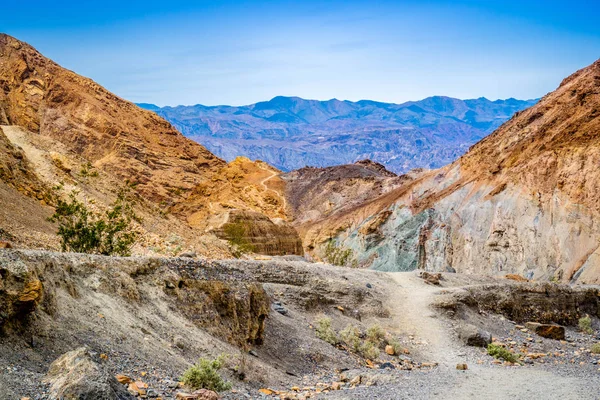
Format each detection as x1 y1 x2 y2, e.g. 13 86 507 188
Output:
297 59 600 284
0 34 300 256
0 34 223 203
140 96 537 173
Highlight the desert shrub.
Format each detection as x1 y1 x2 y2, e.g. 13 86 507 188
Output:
591 343 600 354
487 343 519 363
388 339 404 355
340 324 362 352
315 316 338 345
359 341 380 360
366 324 386 346
48 190 139 256
181 355 232 392
323 240 355 267
579 315 593 335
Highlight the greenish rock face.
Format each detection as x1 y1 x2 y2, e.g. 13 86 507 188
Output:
338 205 436 272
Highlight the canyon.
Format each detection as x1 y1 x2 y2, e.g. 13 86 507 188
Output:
1 33 600 400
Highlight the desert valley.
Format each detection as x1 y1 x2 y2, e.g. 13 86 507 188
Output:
0 24 600 400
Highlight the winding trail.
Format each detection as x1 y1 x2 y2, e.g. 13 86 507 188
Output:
257 164 288 211
359 271 595 400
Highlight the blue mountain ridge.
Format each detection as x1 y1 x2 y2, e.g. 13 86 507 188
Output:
138 95 537 173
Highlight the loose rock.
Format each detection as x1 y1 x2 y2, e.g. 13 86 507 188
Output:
525 322 566 340
457 323 492 347
43 347 133 399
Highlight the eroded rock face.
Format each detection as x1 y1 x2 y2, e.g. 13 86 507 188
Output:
0 255 44 332
213 210 303 256
0 128 48 201
437 282 599 326
43 347 133 400
303 58 600 284
173 279 270 347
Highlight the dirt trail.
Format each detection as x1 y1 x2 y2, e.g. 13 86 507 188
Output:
257 164 288 210
371 271 597 400
387 272 461 366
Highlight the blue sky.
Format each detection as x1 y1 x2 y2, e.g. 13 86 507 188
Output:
3 0 600 106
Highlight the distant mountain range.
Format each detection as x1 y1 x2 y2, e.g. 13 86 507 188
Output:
138 96 538 173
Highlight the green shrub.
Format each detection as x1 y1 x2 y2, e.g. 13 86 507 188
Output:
340 324 362 352
323 240 355 267
48 190 139 256
591 343 600 354
315 316 338 345
366 324 386 346
579 315 593 335
181 355 232 392
487 343 519 363
388 339 403 355
359 341 380 360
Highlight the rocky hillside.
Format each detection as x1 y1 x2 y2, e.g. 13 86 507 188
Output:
139 96 537 174
296 59 600 284
0 34 300 256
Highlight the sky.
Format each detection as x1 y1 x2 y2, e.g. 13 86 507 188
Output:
2 0 600 106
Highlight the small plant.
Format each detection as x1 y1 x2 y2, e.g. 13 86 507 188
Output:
487 343 519 364
180 355 232 392
388 339 404 355
323 239 355 267
340 324 362 352
79 161 98 178
359 341 380 360
366 324 386 346
315 316 338 345
48 189 140 256
591 343 600 354
579 315 593 335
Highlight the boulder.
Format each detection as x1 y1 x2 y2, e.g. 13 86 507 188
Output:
420 271 442 285
0 241 12 248
457 323 492 347
44 347 133 399
525 322 565 340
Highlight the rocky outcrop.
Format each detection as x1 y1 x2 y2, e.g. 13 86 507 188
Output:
436 282 599 326
525 322 566 340
44 347 133 400
305 58 600 283
213 210 303 256
0 252 45 332
0 249 271 346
